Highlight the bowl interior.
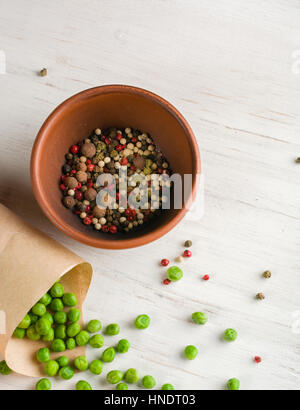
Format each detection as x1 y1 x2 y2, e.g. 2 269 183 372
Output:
32 86 199 248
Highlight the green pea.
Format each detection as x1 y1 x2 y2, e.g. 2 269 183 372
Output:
116 339 130 353
107 370 124 384
28 313 38 325
55 325 67 340
105 323 120 336
167 266 183 282
0 360 11 375
44 360 59 377
116 383 128 390
50 298 64 312
35 318 51 336
134 314 150 330
227 378 240 390
51 339 66 353
59 366 74 380
18 314 31 329
89 334 104 349
67 322 81 338
101 347 116 363
50 283 64 298
36 378 51 390
54 311 67 325
36 348 50 363
42 328 55 342
39 293 52 306
56 356 69 367
161 383 174 390
74 356 89 371
76 330 90 346
142 375 156 389
124 368 139 384
42 312 54 325
62 293 77 307
66 338 76 350
32 303 46 317
223 329 238 342
76 380 92 390
13 328 26 339
192 312 208 325
89 360 103 375
184 345 198 360
86 319 102 333
68 308 81 323
26 326 41 341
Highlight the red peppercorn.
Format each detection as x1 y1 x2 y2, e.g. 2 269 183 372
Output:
158 167 163 174
71 169 76 175
116 145 123 151
71 145 79 154
254 356 262 363
130 165 136 171
116 134 122 141
125 209 131 217
87 164 95 172
105 138 111 145
102 225 109 233
83 217 92 225
86 159 91 165
61 175 67 182
120 158 128 166
203 275 210 281
60 184 66 191
161 259 170 267
163 279 171 285
87 180 93 188
85 205 91 213
127 216 134 222
183 250 192 258
109 225 118 234
131 137 137 143
75 191 83 200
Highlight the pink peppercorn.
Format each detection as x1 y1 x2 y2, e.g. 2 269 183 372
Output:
183 250 192 258
203 275 210 281
71 145 79 154
161 259 170 267
83 217 92 225
254 356 262 363
163 279 171 285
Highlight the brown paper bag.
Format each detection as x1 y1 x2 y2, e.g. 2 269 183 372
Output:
0 204 93 377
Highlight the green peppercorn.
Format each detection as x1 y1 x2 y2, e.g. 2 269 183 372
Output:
184 240 192 247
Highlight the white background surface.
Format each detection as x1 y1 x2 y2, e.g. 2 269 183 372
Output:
0 0 300 391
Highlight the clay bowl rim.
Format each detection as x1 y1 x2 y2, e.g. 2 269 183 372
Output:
31 84 201 250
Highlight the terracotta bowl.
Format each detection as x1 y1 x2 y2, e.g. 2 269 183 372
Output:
31 85 201 249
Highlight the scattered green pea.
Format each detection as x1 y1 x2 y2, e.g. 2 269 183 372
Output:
74 356 89 371
161 383 174 390
36 378 52 390
55 325 67 340
13 328 26 339
62 293 77 307
0 360 11 375
32 303 46 317
51 339 66 353
66 338 76 350
50 298 64 312
223 329 238 342
134 314 150 330
54 311 67 325
89 360 103 375
67 322 81 338
50 283 64 298
56 356 69 367
107 370 124 385
28 313 38 325
42 328 55 342
39 293 52 306
101 347 116 363
76 330 90 346
26 326 41 341
105 323 120 336
86 319 101 333
18 314 31 329
36 348 50 363
68 308 81 323
42 312 54 325
167 266 183 282
76 380 92 390
116 339 130 353
116 383 128 390
44 360 59 377
142 375 156 389
124 368 140 384
184 345 198 360
89 334 104 349
59 366 74 380
227 378 240 390
192 312 208 325
35 318 51 336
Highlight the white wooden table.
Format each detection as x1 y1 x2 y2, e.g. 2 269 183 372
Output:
0 0 299 391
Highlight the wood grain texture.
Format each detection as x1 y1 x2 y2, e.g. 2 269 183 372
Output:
0 0 299 390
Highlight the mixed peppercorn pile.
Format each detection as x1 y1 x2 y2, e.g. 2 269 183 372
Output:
60 127 172 234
